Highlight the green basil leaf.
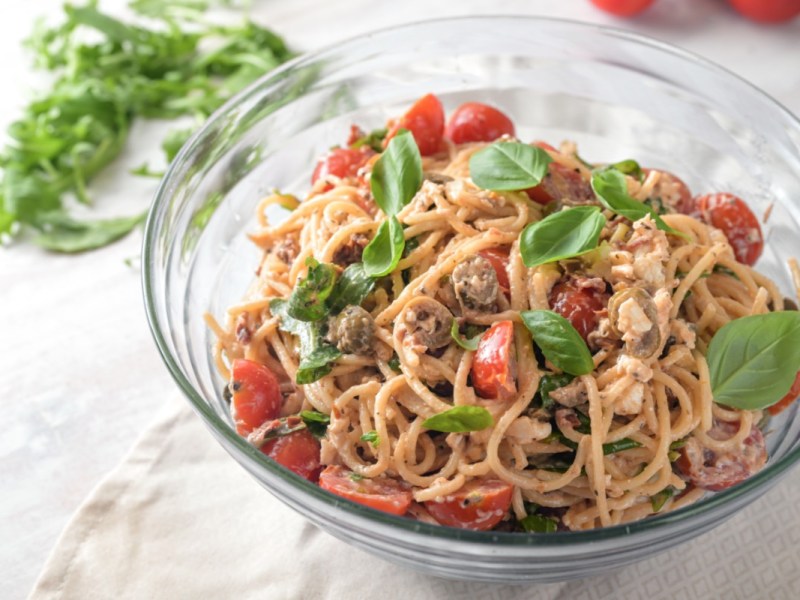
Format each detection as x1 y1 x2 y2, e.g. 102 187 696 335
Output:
450 319 484 351
328 263 376 314
362 216 405 277
707 312 800 410
422 406 494 433
591 168 686 238
296 344 342 385
520 206 606 268
519 513 558 533
611 159 643 180
469 142 552 191
351 127 387 153
650 486 675 513
286 257 338 322
602 438 642 455
300 410 330 439
520 310 594 376
537 373 575 410
370 130 422 217
360 430 380 446
33 211 146 253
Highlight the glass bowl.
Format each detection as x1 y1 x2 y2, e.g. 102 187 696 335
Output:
142 17 800 582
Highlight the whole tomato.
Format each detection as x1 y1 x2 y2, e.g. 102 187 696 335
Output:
589 0 655 17
727 0 800 23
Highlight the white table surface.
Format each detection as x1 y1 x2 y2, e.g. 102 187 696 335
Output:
2 1 798 597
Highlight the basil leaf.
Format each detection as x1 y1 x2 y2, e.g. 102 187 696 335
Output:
651 486 675 513
611 159 643 180
370 130 422 217
591 168 685 238
360 430 380 446
422 406 494 433
300 410 330 439
33 211 146 253
602 438 642 455
328 263 376 314
287 257 338 322
362 216 405 277
707 312 800 410
520 513 558 533
538 373 574 410
469 142 552 191
520 206 606 268
296 344 342 385
450 319 484 351
520 310 594 376
351 127 387 153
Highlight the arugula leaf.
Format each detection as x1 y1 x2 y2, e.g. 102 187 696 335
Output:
590 168 686 238
300 410 330 439
520 513 558 533
351 127 387 153
537 373 574 410
370 130 422 217
520 310 594 376
362 216 405 277
450 320 484 351
33 211 146 253
328 263 376 315
469 142 552 191
360 430 380 446
520 206 606 268
287 258 338 322
707 312 800 410
422 406 494 433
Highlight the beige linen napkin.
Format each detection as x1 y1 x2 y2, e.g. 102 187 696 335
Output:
29 396 800 600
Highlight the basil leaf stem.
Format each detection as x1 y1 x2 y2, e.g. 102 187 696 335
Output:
520 206 606 268
362 216 405 277
370 129 422 217
422 406 494 433
520 310 594 376
469 142 552 191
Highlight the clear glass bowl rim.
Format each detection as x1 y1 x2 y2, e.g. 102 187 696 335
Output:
142 15 800 546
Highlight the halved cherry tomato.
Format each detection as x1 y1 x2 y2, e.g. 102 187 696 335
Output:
767 370 800 416
384 93 445 156
478 247 510 294
311 147 373 185
424 478 513 531
642 168 693 214
319 465 413 515
444 102 515 144
589 0 655 17
727 0 800 23
261 428 322 482
230 359 282 435
525 143 594 205
548 279 609 343
471 320 517 401
693 193 763 266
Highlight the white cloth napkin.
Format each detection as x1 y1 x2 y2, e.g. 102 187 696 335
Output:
28 396 800 600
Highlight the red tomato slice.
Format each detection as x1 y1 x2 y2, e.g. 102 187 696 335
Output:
319 465 413 515
548 279 608 343
727 0 800 23
424 478 513 531
693 193 764 265
524 143 594 206
261 428 322 482
311 147 373 185
589 0 655 17
478 247 511 294
767 370 800 416
444 102 515 144
384 93 445 156
230 359 282 435
471 320 517 401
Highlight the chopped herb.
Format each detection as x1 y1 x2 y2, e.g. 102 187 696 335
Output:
300 410 330 439
537 373 574 410
351 127 387 153
651 487 675 513
713 265 739 280
520 513 558 533
602 438 642 455
450 319 484 351
360 430 380 446
388 355 401 372
349 472 365 482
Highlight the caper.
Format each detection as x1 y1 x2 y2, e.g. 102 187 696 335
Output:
608 287 661 358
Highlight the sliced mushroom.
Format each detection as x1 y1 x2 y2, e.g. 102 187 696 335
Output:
403 297 452 352
327 305 375 355
608 287 661 358
452 255 499 313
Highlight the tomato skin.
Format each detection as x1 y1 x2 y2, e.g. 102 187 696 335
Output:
230 359 282 436
424 478 513 531
444 102 515 144
727 0 800 23
548 280 608 343
590 0 655 17
319 465 413 515
311 147 373 185
478 247 510 294
767 370 800 415
261 428 322 482
693 193 763 266
384 93 445 156
471 321 517 401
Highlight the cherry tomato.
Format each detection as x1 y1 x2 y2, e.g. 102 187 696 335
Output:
693 193 764 266
727 0 800 23
643 168 693 214
471 320 517 401
676 421 767 491
589 0 655 17
384 93 445 156
311 147 373 185
319 465 413 515
548 279 608 342
525 143 594 206
444 102 515 144
230 359 282 436
261 428 322 482
424 478 513 531
478 247 511 294
767 370 800 416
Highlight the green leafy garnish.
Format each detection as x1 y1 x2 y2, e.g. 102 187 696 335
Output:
362 216 405 277
537 373 575 410
707 312 800 410
469 142 552 191
611 159 643 180
387 355 401 373
287 258 338 322
300 410 330 439
360 430 380 446
370 130 422 218
602 438 642 455
422 406 494 433
296 345 342 385
519 206 606 268
328 263 376 315
450 320 484 351
520 310 594 376
651 487 675 513
33 211 146 253
519 513 558 533
351 127 387 153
